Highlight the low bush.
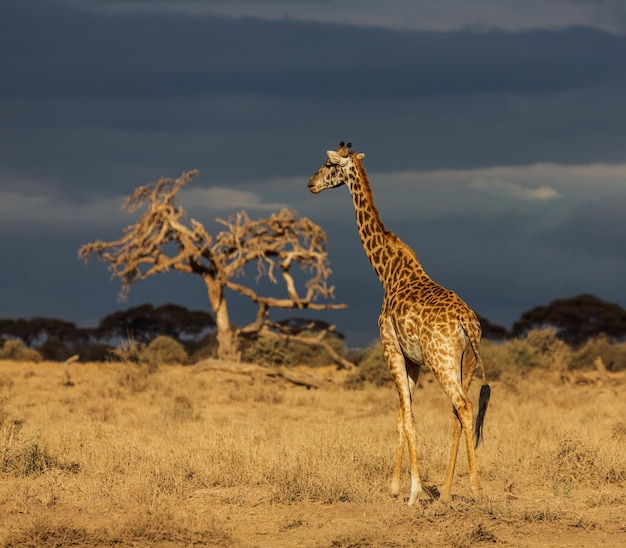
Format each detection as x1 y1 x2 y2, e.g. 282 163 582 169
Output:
241 331 348 367
346 328 577 388
110 335 188 369
1 430 80 478
110 337 145 364
0 339 42 363
482 328 572 380
143 336 188 365
569 335 626 372
344 340 392 389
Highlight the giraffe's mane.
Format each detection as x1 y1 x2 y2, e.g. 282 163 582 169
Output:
353 155 421 267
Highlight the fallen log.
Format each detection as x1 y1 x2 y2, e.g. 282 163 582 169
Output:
277 366 323 389
192 358 324 389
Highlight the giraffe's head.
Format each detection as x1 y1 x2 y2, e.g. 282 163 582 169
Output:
307 141 365 194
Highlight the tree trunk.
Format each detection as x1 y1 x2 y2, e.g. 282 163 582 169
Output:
205 276 240 361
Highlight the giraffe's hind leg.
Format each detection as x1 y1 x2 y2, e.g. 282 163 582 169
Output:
440 350 480 502
390 360 420 497
441 410 462 502
441 391 479 501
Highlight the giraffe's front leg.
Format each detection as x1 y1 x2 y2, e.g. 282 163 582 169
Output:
385 347 423 506
403 410 423 507
390 359 421 499
390 409 404 497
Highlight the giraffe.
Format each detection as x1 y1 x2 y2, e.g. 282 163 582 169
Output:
307 141 491 506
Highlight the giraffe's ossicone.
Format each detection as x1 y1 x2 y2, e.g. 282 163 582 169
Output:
308 141 491 505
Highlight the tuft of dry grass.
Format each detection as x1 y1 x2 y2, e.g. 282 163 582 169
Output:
0 359 625 546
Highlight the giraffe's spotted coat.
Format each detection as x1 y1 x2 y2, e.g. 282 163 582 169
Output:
308 142 491 505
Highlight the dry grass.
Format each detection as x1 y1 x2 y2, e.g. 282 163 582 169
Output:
0 359 625 547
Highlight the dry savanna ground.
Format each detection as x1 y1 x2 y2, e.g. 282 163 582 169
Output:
0 358 625 547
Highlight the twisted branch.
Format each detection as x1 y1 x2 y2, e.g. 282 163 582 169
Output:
78 171 347 359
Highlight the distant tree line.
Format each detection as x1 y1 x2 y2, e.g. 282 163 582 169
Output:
476 294 626 344
510 294 626 345
0 303 214 362
1 294 625 363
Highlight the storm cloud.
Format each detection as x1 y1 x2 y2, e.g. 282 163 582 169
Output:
1 1 625 345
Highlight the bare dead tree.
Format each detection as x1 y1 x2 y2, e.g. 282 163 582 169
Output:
78 170 348 364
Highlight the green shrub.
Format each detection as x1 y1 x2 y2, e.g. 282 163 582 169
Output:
479 339 508 381
0 339 42 362
75 343 112 362
143 335 188 365
344 340 392 389
482 329 572 380
525 328 571 363
293 331 349 367
242 331 348 367
569 335 626 372
20 347 43 363
110 338 145 364
242 335 290 366
1 430 80 477
110 335 187 375
111 335 189 368
189 333 219 362
345 329 575 390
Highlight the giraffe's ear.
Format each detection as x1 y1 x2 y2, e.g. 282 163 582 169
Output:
356 153 365 160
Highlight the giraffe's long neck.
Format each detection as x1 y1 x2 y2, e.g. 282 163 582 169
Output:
348 163 429 288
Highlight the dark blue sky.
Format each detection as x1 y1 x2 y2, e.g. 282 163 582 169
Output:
2 1 626 346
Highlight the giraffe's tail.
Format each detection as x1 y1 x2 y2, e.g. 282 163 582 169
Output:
474 383 491 448
462 317 491 448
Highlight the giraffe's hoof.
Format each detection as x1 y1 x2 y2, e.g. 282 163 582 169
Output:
406 484 430 506
438 483 452 502
407 491 421 506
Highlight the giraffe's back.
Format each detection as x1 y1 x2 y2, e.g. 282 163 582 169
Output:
381 278 481 369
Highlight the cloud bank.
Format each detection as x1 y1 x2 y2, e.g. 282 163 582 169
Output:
1 1 626 345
